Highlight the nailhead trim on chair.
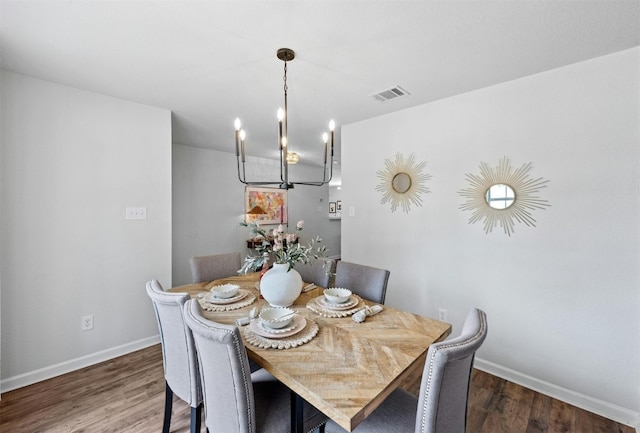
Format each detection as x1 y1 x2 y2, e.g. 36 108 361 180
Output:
189 307 255 433
418 309 487 433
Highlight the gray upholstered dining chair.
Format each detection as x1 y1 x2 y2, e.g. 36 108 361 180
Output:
333 261 390 304
295 258 336 288
183 298 328 433
325 307 488 433
146 279 203 433
189 252 242 283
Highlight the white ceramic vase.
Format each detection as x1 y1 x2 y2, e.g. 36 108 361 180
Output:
260 263 303 307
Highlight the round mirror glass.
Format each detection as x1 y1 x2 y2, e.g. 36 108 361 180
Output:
392 173 412 193
486 184 515 209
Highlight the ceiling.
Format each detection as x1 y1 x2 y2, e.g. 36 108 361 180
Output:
1 0 639 185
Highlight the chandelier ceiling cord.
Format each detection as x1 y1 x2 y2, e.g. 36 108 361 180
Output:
234 48 335 189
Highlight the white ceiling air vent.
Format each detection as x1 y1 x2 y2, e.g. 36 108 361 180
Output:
370 85 410 102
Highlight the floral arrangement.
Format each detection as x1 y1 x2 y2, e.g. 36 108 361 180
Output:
239 220 327 273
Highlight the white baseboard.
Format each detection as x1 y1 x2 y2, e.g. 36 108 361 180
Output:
474 357 639 431
0 335 161 394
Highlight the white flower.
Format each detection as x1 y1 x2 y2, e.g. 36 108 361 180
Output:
296 220 304 230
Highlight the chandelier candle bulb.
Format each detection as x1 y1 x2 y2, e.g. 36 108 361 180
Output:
323 133 328 164
329 119 335 156
240 129 246 162
277 108 284 150
234 120 241 156
283 135 289 187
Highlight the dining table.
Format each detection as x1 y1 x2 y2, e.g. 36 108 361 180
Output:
170 272 452 433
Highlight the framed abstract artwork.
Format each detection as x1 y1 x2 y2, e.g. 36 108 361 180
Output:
245 187 288 224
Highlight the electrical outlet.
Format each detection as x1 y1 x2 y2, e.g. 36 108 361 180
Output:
438 308 447 322
81 314 94 331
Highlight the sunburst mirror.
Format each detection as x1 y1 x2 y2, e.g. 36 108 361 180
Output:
458 157 550 236
376 153 431 213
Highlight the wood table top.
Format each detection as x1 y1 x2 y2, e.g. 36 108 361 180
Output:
171 273 452 432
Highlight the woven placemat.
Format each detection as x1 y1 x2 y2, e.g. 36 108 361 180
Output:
306 294 365 318
243 318 319 350
197 290 257 312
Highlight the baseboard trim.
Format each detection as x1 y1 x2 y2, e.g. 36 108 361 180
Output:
0 335 161 394
474 357 639 431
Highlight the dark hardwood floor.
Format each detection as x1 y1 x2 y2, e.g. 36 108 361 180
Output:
0 344 634 433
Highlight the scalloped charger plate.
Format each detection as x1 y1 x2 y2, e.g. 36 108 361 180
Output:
315 295 359 310
204 289 248 305
250 315 306 339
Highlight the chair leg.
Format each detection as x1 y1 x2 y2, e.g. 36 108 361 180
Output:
190 403 202 433
162 382 173 433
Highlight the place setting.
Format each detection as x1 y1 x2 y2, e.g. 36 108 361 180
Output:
196 283 257 312
306 288 366 318
243 306 319 350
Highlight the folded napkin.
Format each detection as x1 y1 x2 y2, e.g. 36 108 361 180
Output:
236 307 259 326
352 305 384 323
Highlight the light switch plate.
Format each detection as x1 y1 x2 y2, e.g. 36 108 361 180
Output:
125 207 147 220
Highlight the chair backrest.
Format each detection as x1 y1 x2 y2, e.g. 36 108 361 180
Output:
145 279 202 407
190 252 242 283
334 261 390 304
295 258 336 288
414 308 488 433
183 298 257 433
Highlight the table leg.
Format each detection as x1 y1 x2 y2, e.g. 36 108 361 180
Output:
290 391 304 433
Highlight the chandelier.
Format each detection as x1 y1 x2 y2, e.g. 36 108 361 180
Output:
234 48 335 189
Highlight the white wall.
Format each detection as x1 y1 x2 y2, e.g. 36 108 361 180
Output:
172 143 341 287
0 72 172 391
341 48 639 427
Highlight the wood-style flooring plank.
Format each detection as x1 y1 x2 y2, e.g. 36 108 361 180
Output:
525 391 551 433
575 404 636 433
467 370 501 432
549 398 575 433
0 345 635 433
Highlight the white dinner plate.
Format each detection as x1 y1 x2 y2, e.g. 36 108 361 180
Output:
258 319 298 334
250 315 306 339
315 295 359 311
204 289 248 305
